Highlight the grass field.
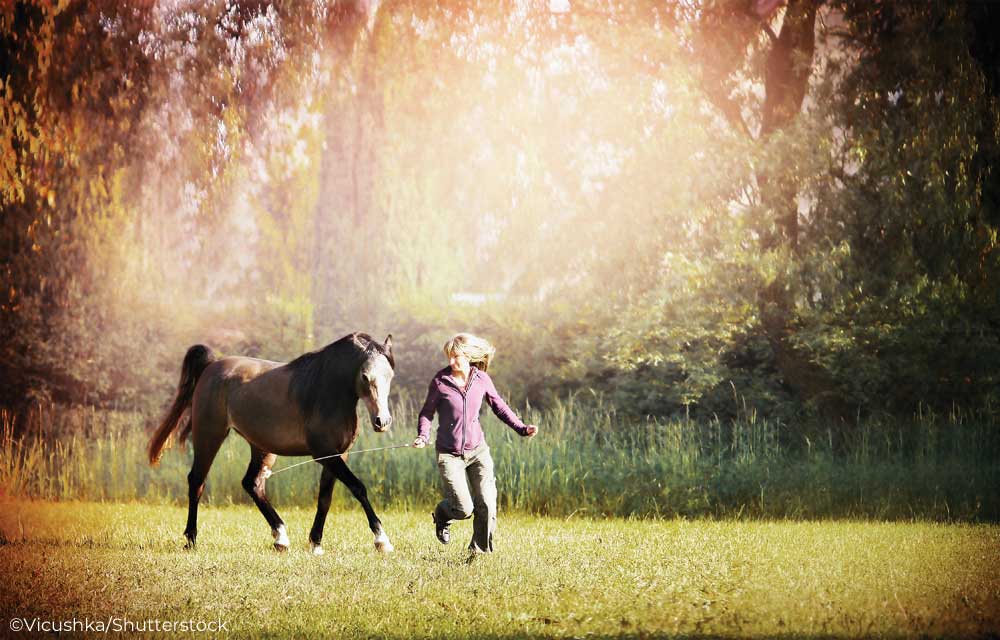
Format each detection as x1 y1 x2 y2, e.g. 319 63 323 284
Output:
1 499 998 638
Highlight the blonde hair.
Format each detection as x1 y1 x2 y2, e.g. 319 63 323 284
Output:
443 333 496 372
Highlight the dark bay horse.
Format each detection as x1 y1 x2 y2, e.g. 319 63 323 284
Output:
148 333 396 555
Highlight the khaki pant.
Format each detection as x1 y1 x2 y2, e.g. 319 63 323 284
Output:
434 442 496 552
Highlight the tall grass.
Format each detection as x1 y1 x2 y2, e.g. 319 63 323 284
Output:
2 395 997 520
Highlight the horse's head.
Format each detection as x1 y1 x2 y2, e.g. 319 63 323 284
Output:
356 334 395 432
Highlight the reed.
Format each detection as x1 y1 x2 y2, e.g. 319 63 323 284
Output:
1 396 997 520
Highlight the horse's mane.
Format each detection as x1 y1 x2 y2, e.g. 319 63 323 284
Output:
287 333 394 421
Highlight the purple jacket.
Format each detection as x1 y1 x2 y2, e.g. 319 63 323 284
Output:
417 366 529 454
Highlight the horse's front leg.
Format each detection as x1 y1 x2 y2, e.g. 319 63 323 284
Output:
321 457 393 553
308 467 336 556
242 448 287 551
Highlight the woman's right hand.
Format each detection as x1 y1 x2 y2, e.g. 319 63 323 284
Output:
412 436 427 448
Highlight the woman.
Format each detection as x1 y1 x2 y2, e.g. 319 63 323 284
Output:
413 333 538 553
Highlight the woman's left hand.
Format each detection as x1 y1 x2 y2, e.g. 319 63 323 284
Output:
524 425 538 438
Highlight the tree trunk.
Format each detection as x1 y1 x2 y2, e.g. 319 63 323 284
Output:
697 1 842 419
759 0 818 251
312 0 383 334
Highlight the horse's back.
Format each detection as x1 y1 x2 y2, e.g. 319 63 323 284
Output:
214 355 286 380
191 355 277 411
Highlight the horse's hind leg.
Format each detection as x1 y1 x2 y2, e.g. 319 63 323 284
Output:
308 467 336 556
322 457 393 553
241 448 287 551
184 411 229 549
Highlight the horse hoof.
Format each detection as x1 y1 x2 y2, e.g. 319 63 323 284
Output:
272 525 290 551
374 533 394 553
309 542 325 556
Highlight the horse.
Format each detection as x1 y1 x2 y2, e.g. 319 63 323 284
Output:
148 332 396 555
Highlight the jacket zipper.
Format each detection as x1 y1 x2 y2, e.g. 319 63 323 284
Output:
460 369 474 455
460 390 467 455
445 369 475 456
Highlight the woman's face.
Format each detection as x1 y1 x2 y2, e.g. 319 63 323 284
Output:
449 350 470 375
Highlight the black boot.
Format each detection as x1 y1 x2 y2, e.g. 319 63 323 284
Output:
432 511 450 545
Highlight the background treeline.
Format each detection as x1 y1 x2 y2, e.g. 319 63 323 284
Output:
3 0 1000 434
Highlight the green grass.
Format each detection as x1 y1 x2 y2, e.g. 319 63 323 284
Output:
0 499 997 638
2 397 997 520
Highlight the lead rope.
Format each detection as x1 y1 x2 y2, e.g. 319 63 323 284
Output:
264 443 415 478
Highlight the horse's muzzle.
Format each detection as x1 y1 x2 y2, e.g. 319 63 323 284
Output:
373 415 392 432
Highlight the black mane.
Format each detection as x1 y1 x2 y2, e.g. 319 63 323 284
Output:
287 333 393 421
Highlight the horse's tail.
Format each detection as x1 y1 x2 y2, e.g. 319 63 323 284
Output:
148 345 218 466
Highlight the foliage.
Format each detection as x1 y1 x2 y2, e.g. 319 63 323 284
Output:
2 1 999 427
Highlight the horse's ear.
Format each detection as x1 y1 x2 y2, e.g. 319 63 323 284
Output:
384 334 393 353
